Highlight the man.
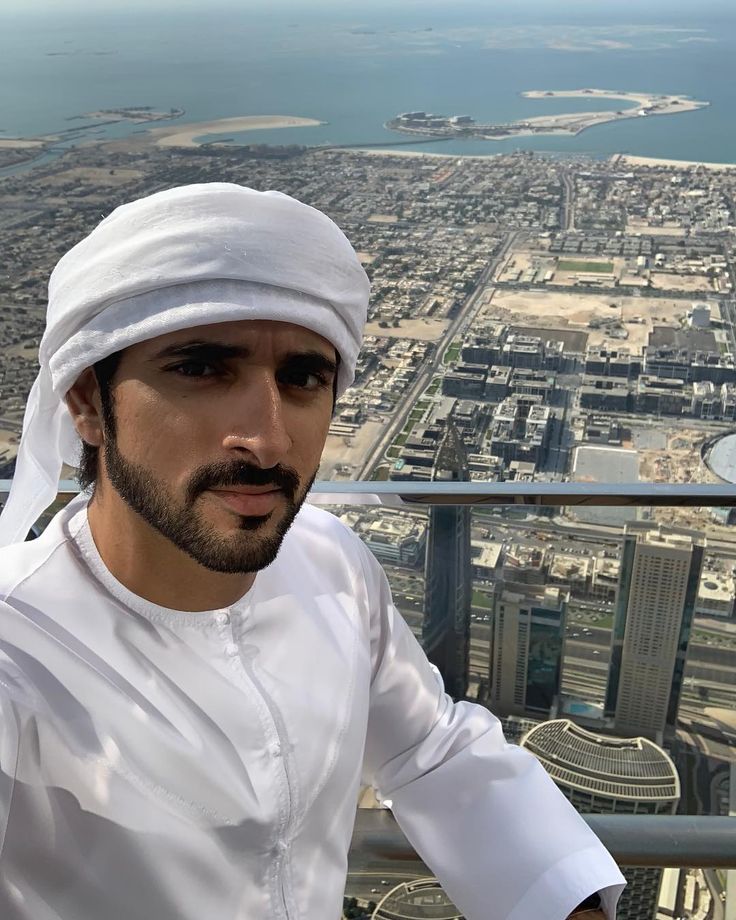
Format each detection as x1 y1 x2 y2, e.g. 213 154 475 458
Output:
0 184 623 919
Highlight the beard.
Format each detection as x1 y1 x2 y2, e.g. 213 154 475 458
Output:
101 432 316 575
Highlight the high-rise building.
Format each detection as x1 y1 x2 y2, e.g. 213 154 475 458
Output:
605 524 705 743
521 719 680 920
489 583 568 718
421 417 472 700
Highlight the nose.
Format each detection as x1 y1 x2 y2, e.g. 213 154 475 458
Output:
221 371 293 468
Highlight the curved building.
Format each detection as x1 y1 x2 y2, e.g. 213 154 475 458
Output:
372 877 463 920
522 719 680 920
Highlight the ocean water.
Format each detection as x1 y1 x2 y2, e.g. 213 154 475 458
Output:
1 2 736 162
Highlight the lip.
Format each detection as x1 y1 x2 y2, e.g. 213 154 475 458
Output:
209 488 282 516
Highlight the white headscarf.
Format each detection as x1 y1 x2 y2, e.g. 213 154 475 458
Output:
0 183 370 546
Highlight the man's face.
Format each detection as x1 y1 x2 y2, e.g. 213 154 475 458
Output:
96 319 337 574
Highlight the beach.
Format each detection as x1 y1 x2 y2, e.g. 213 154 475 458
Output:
617 154 736 171
149 115 324 148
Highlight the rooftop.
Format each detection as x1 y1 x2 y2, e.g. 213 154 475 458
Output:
521 719 680 802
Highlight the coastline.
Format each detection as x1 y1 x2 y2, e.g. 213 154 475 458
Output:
148 115 324 148
616 154 736 171
335 148 736 170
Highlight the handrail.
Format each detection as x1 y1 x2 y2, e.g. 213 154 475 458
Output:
351 809 736 869
2 480 736 507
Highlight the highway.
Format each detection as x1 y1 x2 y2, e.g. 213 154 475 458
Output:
358 230 520 480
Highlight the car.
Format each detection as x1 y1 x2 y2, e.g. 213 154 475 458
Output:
381 880 390 886
592 650 600 655
371 888 379 893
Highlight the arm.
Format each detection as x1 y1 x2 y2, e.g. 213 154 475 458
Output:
358 547 626 920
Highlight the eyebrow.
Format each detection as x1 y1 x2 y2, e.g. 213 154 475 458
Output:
150 340 338 377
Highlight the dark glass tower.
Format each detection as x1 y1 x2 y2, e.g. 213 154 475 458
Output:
421 417 472 700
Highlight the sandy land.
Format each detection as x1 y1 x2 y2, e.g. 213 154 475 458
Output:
486 289 691 349
650 272 713 293
364 317 450 342
524 89 655 105
337 148 493 160
38 166 145 187
149 115 324 148
318 418 386 478
619 154 736 171
626 221 687 236
0 138 45 149
326 147 736 172
0 431 18 455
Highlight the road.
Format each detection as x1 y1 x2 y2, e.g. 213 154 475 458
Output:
357 230 521 480
561 169 575 231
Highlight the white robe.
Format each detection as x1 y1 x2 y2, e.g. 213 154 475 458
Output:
0 495 625 919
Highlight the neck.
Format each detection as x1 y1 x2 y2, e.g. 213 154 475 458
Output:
86 487 255 612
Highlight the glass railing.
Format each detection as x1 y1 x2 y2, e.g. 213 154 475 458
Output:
3 480 736 919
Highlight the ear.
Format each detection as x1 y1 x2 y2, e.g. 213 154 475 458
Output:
65 367 104 448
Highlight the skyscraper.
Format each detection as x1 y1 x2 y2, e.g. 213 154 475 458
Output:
422 417 472 700
605 523 705 743
521 719 680 920
489 583 567 718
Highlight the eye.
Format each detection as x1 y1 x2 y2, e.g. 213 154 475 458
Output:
168 360 219 378
282 369 330 390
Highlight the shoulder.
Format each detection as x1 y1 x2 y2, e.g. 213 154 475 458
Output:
0 504 76 602
281 499 382 584
291 500 368 554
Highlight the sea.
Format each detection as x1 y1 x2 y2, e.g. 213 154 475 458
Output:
2 0 736 164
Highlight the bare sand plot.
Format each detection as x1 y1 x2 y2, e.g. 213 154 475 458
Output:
149 115 324 148
638 428 723 530
485 289 690 349
0 431 18 456
650 272 714 293
318 419 386 478
626 221 687 236
363 317 449 341
37 166 145 187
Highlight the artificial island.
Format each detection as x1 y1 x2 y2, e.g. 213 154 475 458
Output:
387 89 709 141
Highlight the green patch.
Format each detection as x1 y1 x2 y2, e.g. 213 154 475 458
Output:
442 342 461 364
472 589 492 609
371 466 390 481
557 260 614 274
386 447 401 459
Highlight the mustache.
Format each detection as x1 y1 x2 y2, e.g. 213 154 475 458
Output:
186 460 300 503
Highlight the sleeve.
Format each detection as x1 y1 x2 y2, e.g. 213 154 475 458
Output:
0 654 22 864
358 546 626 920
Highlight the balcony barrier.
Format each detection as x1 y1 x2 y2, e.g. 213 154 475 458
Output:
3 480 736 507
3 478 735 873
351 809 736 869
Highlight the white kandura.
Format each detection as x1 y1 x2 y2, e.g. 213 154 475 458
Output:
0 495 626 920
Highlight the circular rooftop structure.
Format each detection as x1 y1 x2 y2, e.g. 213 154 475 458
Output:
705 432 736 483
521 719 679 803
372 878 462 920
